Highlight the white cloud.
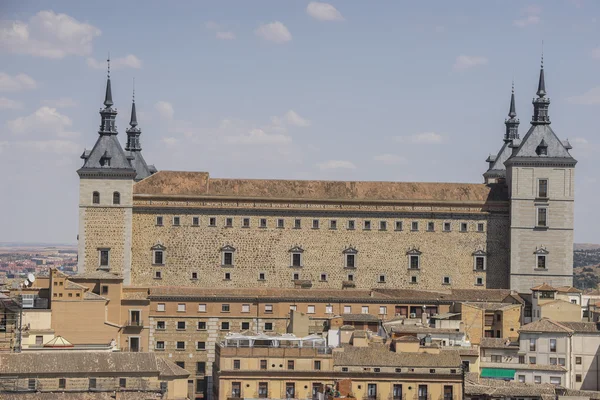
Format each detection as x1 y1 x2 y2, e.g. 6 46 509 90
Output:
396 132 444 144
591 47 600 60
316 160 356 170
155 101 174 120
216 31 236 40
0 10 101 58
162 137 179 146
87 54 142 70
0 97 23 110
283 110 311 127
374 154 407 165
0 72 36 92
514 5 542 27
453 55 488 71
573 138 589 145
7 106 78 138
225 128 291 145
306 2 345 21
255 21 292 44
567 87 600 105
205 21 221 30
42 97 77 108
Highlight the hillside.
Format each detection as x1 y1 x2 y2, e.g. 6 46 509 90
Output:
574 245 600 289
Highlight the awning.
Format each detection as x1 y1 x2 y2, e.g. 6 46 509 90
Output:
480 368 515 380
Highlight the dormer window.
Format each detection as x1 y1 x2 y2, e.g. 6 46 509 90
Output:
289 246 304 267
92 191 100 204
99 151 112 167
343 246 358 268
112 192 120 205
407 248 421 269
221 245 236 267
536 139 548 156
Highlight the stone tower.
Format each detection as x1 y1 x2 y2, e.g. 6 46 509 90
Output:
77 61 137 283
504 59 576 292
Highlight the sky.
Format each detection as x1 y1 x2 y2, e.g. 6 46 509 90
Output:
1 0 599 244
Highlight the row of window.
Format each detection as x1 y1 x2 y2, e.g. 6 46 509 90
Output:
156 215 486 232
528 338 558 352
92 191 120 205
172 361 206 375
40 378 132 390
517 375 561 385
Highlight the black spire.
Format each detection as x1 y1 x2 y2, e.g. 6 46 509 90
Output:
125 79 142 151
103 55 113 108
505 81 520 141
531 52 551 125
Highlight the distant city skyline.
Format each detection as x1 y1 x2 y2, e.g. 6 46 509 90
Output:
1 1 599 243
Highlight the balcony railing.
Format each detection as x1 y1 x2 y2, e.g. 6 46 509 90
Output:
389 395 406 400
124 320 144 327
363 395 379 400
121 347 143 352
413 395 431 400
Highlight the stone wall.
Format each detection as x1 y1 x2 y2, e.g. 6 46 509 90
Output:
130 203 510 290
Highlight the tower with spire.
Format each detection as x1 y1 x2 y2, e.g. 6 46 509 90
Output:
76 58 140 284
125 80 156 181
501 54 577 293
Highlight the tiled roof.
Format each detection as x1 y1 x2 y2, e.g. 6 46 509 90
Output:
555 286 582 294
156 356 190 378
352 330 368 338
0 352 186 376
531 283 558 291
480 362 567 372
0 394 169 400
389 325 462 335
519 318 572 333
393 335 420 342
83 291 107 301
465 373 557 398
333 344 462 368
558 321 600 333
65 280 87 290
134 171 508 204
479 337 519 349
342 313 379 322
70 270 123 280
461 301 521 311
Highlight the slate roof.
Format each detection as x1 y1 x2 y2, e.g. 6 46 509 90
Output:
0 352 189 378
134 171 509 204
485 141 513 178
333 344 462 368
128 150 153 181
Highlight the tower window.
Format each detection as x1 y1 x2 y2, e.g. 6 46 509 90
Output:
312 219 320 229
260 218 267 228
277 219 285 228
378 274 386 283
427 222 435 231
154 270 162 279
224 272 231 280
443 276 451 284
477 223 485 232
363 220 371 230
345 254 355 268
156 216 163 226
395 221 403 231
348 220 355 230
225 218 233 227
410 276 418 284
242 218 250 228
475 256 485 271
330 220 337 229
294 219 301 229
320 273 327 281
538 179 548 198
209 217 216 226
537 208 548 227
476 277 483 286
411 221 419 231
379 221 387 231
192 217 199 226
258 272 265 280
191 272 198 280
460 223 468 232
153 250 164 265
409 255 420 269
291 252 302 267
221 245 236 266
113 192 120 205
292 272 300 280
173 216 180 226
92 191 100 204
443 222 451 232
99 249 110 268
537 255 547 269
347 273 354 281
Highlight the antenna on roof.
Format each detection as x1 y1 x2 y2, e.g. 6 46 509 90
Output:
27 273 35 283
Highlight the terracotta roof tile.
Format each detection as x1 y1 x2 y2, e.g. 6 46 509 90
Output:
134 171 508 204
479 337 519 349
531 283 558 291
519 318 573 333
555 286 582 294
333 344 462 368
342 314 379 322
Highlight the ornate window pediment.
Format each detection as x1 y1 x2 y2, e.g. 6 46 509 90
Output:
343 246 358 254
289 245 304 253
534 247 549 255
151 243 166 251
406 247 422 256
472 249 487 257
220 245 236 252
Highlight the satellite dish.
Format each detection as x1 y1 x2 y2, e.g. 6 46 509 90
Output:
27 273 35 283
23 280 30 287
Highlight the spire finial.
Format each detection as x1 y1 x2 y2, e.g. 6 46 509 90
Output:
509 81 517 118
132 77 135 103
107 52 111 79
103 53 114 108
129 78 138 128
505 80 520 141
536 44 546 98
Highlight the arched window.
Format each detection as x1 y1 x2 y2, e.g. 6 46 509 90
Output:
92 191 100 204
113 192 120 205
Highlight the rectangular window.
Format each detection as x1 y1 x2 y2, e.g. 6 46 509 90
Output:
378 274 385 283
292 253 302 267
259 382 268 398
537 255 547 269
197 362 206 374
209 217 216 226
156 216 163 226
314 360 321 370
177 303 186 312
225 217 233 227
192 216 199 226
491 355 502 363
312 219 319 229
411 221 419 231
393 384 403 400
241 322 250 330
460 222 468 232
539 179 548 198
443 276 451 284
289 305 297 311
197 321 206 330
576 374 582 382
550 339 557 352
260 360 267 370
576 357 582 365
157 321 166 330
153 250 164 265
325 305 333 314
224 272 231 280
176 341 185 350
475 256 485 271
292 272 299 280
233 359 240 370
320 273 327 281
223 252 233 266
222 304 230 312
173 216 180 226
530 356 537 364
260 218 267 228
307 305 315 314
191 272 198 280
411 276 418 283
348 220 355 230
368 383 377 399
242 218 250 228
221 322 230 330
99 249 110 267
241 304 250 313
59 378 66 389
277 218 284 228
550 357 557 365
157 303 165 312
534 376 542 384
537 207 548 227
287 360 294 370
89 378 96 389
154 270 162 279
364 220 371 230
559 358 565 366
101 285 108 295
379 221 387 230
294 219 301 229
379 306 387 315
330 220 337 229
197 341 206 350
347 273 354 281
265 304 273 313
529 338 536 351
395 221 403 231
443 385 453 400
198 304 206 312
477 222 485 232
177 321 186 330
427 221 434 231
264 322 273 331
410 255 420 269
550 377 561 385
518 375 525 383
344 305 351 313
346 254 356 268
443 222 451 231
519 355 525 364
362 306 369 314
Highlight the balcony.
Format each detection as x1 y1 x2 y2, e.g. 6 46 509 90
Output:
121 346 144 352
124 320 144 328
413 396 431 400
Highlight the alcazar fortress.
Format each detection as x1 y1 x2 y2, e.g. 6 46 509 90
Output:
77 61 576 294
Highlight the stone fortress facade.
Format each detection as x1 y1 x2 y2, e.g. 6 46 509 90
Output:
77 60 576 294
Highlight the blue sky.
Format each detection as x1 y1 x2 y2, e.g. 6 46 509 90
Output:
1 0 599 244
